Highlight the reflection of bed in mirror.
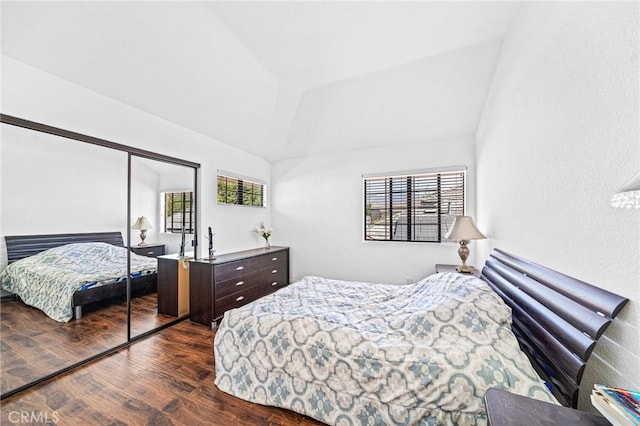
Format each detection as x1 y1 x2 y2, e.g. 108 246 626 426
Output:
1 232 157 321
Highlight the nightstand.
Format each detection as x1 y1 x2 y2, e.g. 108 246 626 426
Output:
130 243 166 258
484 388 609 426
435 263 481 278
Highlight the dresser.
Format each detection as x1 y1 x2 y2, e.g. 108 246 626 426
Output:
189 246 289 327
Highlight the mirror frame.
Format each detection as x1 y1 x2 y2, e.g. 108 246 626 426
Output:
0 113 200 399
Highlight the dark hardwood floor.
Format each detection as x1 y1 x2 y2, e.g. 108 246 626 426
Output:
0 320 324 425
1 293 178 394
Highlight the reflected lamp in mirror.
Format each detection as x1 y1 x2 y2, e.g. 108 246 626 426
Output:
610 171 640 209
132 216 153 246
444 216 487 274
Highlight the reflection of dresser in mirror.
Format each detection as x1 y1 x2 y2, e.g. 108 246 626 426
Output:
157 254 190 317
130 243 166 258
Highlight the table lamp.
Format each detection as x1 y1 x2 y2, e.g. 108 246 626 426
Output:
132 216 153 246
444 215 487 273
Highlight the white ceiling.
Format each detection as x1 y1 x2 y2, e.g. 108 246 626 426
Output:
1 1 521 162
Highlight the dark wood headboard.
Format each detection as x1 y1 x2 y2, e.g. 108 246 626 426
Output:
481 248 629 408
5 232 124 264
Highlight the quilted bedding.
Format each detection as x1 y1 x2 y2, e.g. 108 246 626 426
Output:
0 242 157 322
214 272 557 425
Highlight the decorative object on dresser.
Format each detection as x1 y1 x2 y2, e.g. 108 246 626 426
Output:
444 215 487 273
178 226 187 258
255 223 273 249
132 216 153 245
129 243 165 258
157 254 190 317
189 246 289 327
206 226 216 260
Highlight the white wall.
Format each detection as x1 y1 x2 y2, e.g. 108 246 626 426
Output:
0 124 128 270
272 135 476 284
0 56 273 262
475 2 639 411
130 158 161 246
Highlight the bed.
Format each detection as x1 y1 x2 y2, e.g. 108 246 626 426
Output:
213 248 628 425
1 232 158 322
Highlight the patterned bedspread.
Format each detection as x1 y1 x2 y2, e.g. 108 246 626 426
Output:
0 242 157 322
214 273 557 425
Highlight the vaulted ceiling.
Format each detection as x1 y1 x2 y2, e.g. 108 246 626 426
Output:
1 1 521 162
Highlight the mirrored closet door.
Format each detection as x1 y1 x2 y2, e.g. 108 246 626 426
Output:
0 115 200 398
129 156 197 339
0 122 129 396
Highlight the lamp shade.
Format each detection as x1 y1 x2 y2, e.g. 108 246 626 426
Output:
445 216 486 241
132 216 153 230
610 171 640 209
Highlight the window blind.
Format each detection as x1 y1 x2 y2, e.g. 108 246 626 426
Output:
164 191 194 233
363 170 465 242
217 173 265 207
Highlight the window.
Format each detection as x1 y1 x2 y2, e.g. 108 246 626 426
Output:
363 168 465 242
163 191 194 233
217 172 265 207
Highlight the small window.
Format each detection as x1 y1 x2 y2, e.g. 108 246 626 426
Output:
363 168 465 242
217 172 265 207
162 191 194 233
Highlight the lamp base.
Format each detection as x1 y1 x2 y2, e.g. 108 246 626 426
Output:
138 229 147 246
456 264 478 274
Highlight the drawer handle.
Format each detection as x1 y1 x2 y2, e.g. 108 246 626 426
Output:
147 251 154 255
272 257 278 261
235 296 244 302
235 266 245 271
271 282 278 286
235 281 245 286
271 269 278 274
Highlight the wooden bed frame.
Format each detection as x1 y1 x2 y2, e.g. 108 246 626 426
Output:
4 232 157 319
481 248 629 408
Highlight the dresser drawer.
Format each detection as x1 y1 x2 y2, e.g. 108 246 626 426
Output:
215 270 261 299
261 274 288 294
215 284 264 314
261 264 287 283
258 251 288 270
215 258 258 281
130 244 165 258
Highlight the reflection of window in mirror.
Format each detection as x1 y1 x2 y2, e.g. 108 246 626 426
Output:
161 191 195 233
217 171 266 207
